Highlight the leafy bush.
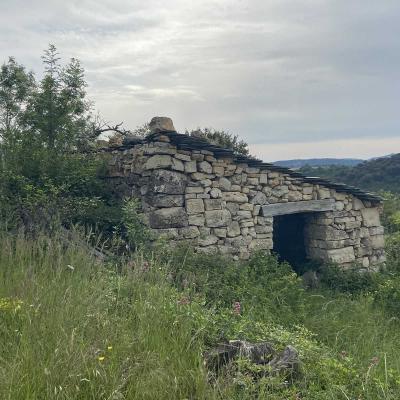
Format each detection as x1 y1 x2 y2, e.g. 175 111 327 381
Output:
318 263 380 294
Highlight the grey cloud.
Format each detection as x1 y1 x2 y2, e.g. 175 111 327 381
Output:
0 0 399 158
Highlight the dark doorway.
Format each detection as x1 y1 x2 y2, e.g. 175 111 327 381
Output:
273 213 308 271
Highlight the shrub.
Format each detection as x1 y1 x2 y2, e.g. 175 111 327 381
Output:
318 264 380 294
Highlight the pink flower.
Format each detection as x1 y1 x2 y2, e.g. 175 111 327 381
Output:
370 356 379 366
233 301 241 315
177 296 190 306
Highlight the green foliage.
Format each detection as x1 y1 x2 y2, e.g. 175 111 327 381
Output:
381 192 400 233
164 248 305 326
299 154 400 193
187 127 249 156
3 231 400 399
374 277 400 317
0 46 122 234
122 198 152 250
318 264 381 294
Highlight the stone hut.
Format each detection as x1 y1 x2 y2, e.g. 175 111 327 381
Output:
105 117 385 269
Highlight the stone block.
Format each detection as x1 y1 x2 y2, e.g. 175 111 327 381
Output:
144 155 173 170
326 247 356 264
149 116 175 133
154 228 179 239
305 225 348 240
198 235 218 246
227 221 241 237
353 198 365 210
214 228 227 238
184 161 197 173
288 191 302 202
145 194 184 208
175 153 191 161
205 209 231 227
361 208 381 227
249 238 273 250
150 170 187 194
149 207 188 228
250 192 267 205
219 177 232 191
188 214 205 226
213 166 225 176
179 226 200 239
369 226 384 236
198 161 212 174
255 225 273 234
186 186 203 194
171 158 184 171
186 199 204 214
204 199 223 210
222 192 248 203
370 235 384 249
259 174 268 185
210 188 222 198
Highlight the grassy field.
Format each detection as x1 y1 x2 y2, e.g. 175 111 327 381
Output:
1 232 400 399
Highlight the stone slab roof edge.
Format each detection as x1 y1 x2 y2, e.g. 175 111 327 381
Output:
119 130 383 203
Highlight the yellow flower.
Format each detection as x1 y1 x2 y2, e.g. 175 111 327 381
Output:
98 356 105 361
107 346 113 351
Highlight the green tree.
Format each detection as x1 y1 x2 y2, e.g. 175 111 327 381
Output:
0 57 35 170
0 45 120 233
186 127 249 156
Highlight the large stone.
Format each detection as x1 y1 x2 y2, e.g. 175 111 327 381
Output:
150 170 187 194
149 116 175 133
180 226 200 239
186 199 205 214
262 199 335 217
250 192 267 205
198 161 212 174
249 238 273 250
219 177 232 191
188 214 205 226
144 155 173 170
361 208 381 227
204 199 223 210
210 188 222 198
184 161 197 173
306 225 348 241
222 192 248 203
198 235 219 246
370 235 385 249
326 247 356 264
205 209 231 227
145 194 184 208
149 207 188 228
227 221 240 237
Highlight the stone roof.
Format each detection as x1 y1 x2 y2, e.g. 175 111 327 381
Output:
111 129 382 204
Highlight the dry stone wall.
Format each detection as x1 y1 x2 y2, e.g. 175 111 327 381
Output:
105 130 385 269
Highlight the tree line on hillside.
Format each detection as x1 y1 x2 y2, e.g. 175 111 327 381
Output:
299 153 400 194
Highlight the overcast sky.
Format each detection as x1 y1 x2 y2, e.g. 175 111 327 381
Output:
1 0 399 161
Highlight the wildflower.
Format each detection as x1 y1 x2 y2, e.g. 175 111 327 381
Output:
177 296 190 306
370 356 379 366
0 297 23 312
233 301 241 315
107 346 113 351
142 261 150 272
98 356 105 362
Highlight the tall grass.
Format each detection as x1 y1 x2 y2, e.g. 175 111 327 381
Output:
2 232 400 399
0 233 211 399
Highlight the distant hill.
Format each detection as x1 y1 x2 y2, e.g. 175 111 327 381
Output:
298 153 400 193
274 158 364 168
